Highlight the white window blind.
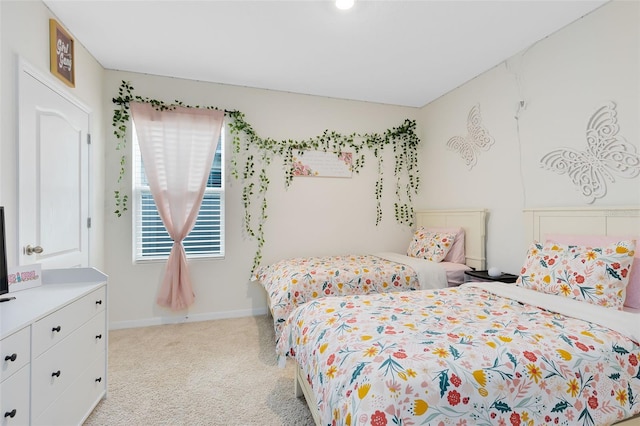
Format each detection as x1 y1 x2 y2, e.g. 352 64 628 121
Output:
132 122 225 262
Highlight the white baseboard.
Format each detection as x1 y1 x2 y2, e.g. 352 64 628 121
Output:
108 306 269 330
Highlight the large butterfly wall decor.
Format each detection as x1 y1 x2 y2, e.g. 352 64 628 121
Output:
540 102 640 203
446 104 495 170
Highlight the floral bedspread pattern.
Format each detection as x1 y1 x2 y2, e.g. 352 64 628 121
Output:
277 286 640 426
255 255 420 344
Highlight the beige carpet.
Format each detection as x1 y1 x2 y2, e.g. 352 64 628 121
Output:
84 315 315 426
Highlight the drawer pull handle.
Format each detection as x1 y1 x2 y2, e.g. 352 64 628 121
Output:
96 300 103 305
4 409 16 418
52 370 61 378
52 326 62 333
95 377 102 383
4 353 17 362
96 334 102 339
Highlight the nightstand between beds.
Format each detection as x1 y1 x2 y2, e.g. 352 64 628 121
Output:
464 269 518 283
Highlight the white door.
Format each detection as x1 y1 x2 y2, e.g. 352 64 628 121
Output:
17 61 90 268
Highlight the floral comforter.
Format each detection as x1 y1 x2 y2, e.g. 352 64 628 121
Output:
255 253 448 344
277 283 640 426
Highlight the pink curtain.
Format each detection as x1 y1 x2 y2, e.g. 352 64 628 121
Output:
130 102 224 310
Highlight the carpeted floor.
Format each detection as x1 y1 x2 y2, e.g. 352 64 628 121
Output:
84 315 315 426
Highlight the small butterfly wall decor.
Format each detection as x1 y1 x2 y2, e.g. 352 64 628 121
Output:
446 104 495 170
540 102 640 203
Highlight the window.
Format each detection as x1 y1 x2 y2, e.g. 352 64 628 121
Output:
132 122 225 262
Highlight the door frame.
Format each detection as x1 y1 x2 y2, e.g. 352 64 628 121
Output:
17 57 93 266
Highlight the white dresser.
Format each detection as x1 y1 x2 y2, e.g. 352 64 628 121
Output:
0 268 107 426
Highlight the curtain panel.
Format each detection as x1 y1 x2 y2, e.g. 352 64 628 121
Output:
131 102 224 310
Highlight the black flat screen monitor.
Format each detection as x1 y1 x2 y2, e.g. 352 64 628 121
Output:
0 207 8 297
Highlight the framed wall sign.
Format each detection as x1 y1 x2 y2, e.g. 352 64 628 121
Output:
49 19 75 87
292 150 353 178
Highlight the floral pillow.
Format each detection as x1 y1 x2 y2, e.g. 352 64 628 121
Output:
406 228 457 262
515 240 636 309
545 234 640 308
425 227 466 264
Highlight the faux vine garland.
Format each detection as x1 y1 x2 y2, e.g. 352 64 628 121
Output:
112 80 421 272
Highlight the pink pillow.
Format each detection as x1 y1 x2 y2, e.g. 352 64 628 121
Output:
545 234 640 309
425 227 466 264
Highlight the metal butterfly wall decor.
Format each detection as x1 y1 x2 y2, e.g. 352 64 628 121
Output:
540 102 640 203
446 104 495 170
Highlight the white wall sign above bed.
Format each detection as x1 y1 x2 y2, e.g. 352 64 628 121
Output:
292 150 353 178
540 102 640 203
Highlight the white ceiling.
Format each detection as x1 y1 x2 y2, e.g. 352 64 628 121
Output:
42 0 608 108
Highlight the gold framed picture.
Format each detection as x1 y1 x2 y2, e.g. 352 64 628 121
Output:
49 19 75 87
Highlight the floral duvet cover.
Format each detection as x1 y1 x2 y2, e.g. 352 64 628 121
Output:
255 254 424 344
277 283 640 426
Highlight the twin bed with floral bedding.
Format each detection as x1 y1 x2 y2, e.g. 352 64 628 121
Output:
254 209 488 344
256 252 462 344
276 207 640 425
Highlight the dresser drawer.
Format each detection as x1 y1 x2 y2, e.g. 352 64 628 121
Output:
31 286 106 357
33 352 106 426
0 327 29 383
31 312 106 418
0 365 30 426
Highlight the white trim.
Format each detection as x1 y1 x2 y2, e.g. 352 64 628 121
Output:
108 306 269 330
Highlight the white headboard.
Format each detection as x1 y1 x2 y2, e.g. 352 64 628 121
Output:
415 209 487 270
523 207 640 246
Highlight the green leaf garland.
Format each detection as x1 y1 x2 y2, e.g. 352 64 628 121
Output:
112 81 421 273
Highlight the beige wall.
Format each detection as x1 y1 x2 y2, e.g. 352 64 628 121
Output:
103 72 418 328
2 0 638 329
0 1 106 269
417 0 639 274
